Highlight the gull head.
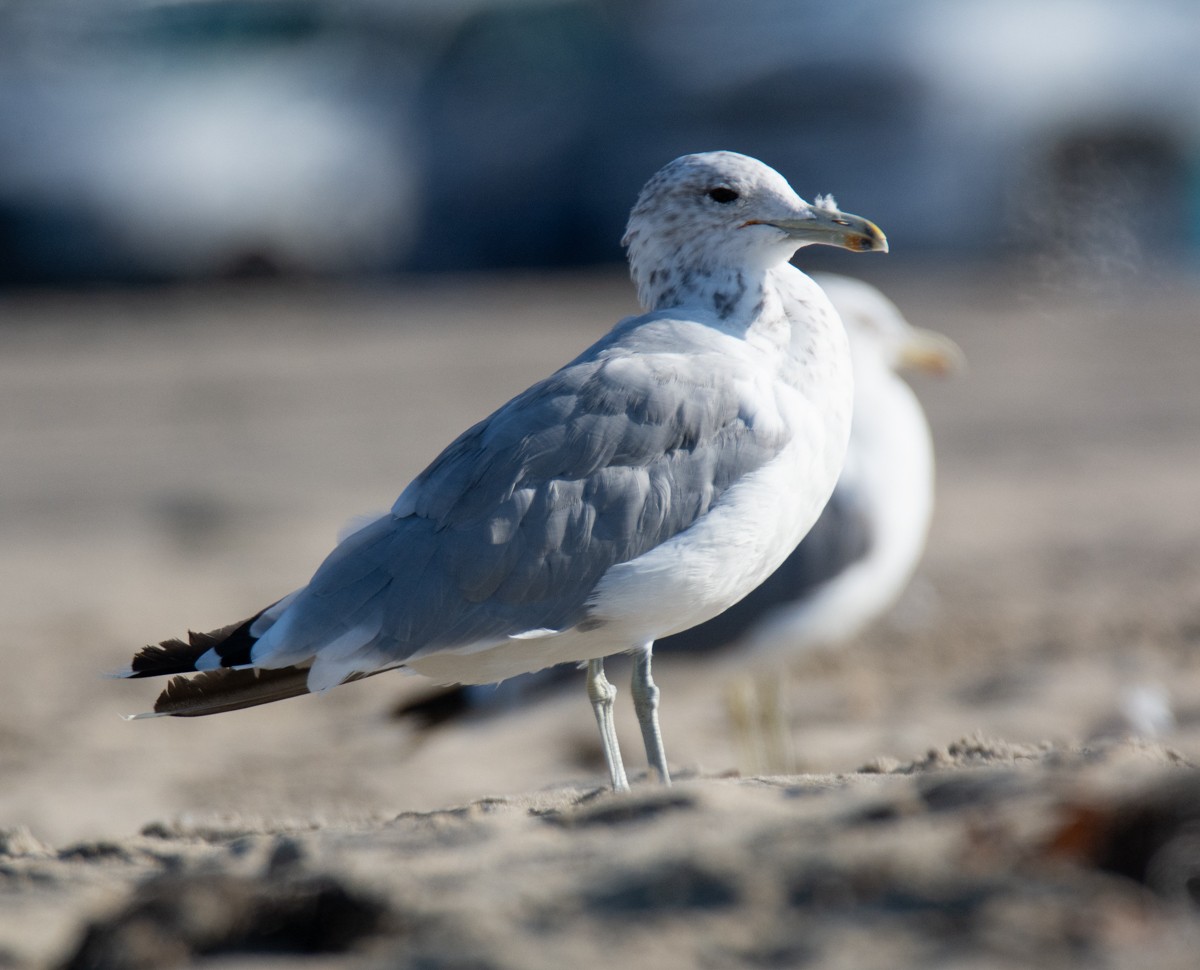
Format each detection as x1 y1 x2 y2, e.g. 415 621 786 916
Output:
816 273 964 377
623 151 887 310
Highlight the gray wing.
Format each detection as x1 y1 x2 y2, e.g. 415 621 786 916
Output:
392 484 873 728
654 480 873 655
260 314 792 665
389 463 873 729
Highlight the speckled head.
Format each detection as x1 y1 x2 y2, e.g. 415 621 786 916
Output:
622 151 886 310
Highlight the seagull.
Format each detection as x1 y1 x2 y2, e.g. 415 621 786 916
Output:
120 151 886 791
393 274 961 734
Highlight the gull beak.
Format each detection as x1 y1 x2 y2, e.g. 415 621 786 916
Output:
758 206 889 253
897 327 965 376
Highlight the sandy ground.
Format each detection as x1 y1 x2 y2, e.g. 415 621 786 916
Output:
0 266 1198 967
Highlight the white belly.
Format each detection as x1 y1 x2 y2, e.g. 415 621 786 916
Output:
743 372 935 655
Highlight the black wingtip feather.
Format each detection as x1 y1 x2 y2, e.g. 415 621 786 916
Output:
150 666 392 717
153 666 315 716
128 611 267 679
391 686 474 730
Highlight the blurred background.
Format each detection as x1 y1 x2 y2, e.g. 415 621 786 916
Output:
2 0 1199 285
4 4 1200 965
0 0 1198 850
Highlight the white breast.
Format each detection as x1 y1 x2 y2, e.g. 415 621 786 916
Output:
740 357 935 657
589 338 852 639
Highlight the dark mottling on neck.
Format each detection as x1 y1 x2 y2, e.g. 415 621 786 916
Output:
713 275 748 321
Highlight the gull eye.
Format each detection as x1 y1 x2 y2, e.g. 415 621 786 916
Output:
706 187 739 204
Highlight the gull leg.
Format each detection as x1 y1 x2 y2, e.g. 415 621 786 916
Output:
725 672 795 775
726 674 767 775
631 646 671 785
758 671 796 774
587 658 629 792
